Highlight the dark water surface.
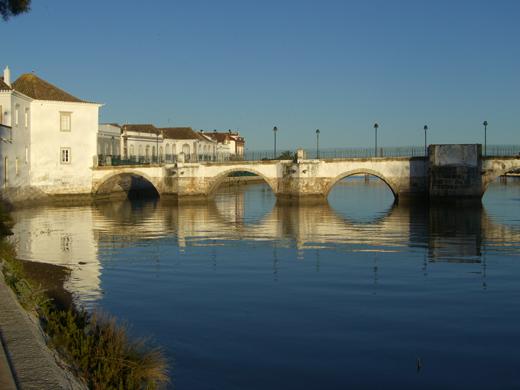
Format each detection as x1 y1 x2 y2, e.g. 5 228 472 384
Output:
10 177 520 389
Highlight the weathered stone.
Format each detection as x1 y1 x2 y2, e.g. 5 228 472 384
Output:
8 145 517 203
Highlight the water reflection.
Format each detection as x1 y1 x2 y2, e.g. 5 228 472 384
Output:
9 180 520 306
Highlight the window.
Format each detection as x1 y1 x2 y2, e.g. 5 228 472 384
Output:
146 145 150 158
105 143 109 155
60 147 71 164
129 145 135 157
15 104 19 127
60 112 71 132
15 158 19 176
24 108 29 128
138 145 143 157
159 146 163 156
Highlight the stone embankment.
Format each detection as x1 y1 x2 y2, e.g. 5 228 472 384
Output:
0 266 86 390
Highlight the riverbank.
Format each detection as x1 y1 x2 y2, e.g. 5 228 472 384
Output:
0 204 169 389
0 263 86 389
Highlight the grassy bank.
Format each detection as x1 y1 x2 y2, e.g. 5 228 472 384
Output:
0 205 169 389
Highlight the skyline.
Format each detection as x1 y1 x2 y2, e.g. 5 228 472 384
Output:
2 0 519 150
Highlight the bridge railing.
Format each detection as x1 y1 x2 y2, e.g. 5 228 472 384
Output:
485 145 520 157
96 145 520 166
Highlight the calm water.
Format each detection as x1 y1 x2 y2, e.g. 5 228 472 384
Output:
10 177 520 389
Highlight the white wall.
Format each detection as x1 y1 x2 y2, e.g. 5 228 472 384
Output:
0 91 32 194
30 100 100 194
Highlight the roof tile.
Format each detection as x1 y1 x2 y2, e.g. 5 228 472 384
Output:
12 73 87 102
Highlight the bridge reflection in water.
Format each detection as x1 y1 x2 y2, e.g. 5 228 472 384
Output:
9 179 520 305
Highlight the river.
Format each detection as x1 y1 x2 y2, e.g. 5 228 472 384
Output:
10 177 520 389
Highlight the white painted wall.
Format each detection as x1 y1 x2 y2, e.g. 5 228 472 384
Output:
0 90 32 194
30 100 100 194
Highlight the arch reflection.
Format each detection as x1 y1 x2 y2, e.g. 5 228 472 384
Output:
9 182 520 305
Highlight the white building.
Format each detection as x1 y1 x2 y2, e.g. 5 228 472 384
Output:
1 66 33 200
118 124 217 163
0 66 101 202
207 130 245 159
160 127 217 162
98 123 121 160
121 124 163 163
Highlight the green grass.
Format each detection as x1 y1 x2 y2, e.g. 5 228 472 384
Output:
0 204 170 389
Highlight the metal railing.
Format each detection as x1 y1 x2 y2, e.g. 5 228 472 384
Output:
304 146 427 159
484 145 520 157
96 145 520 167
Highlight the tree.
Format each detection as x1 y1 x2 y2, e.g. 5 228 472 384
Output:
0 0 31 21
277 151 294 160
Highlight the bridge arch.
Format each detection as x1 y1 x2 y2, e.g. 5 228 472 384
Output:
93 170 161 198
482 159 520 193
207 167 277 196
325 169 398 200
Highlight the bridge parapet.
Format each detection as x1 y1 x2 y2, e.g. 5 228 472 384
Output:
90 145 520 202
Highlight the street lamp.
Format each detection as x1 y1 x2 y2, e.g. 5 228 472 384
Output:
483 120 488 156
423 125 428 157
273 126 278 159
373 123 379 157
156 130 159 163
316 129 321 159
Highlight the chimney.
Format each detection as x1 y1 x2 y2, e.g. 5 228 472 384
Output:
3 66 11 87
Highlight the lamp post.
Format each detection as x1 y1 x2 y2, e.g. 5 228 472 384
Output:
423 125 428 157
316 128 320 159
273 126 278 159
373 123 379 157
156 131 159 163
483 120 488 156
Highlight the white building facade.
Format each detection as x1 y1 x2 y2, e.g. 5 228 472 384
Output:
0 66 32 199
1 66 101 202
117 125 217 163
98 123 121 160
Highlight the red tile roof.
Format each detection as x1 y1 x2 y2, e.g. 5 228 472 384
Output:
159 127 201 140
122 124 159 134
0 77 11 91
13 73 88 102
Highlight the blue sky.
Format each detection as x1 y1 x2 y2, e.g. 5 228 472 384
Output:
2 0 519 150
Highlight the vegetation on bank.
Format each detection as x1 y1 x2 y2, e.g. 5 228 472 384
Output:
0 205 169 390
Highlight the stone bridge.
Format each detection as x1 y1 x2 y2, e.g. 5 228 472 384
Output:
91 145 520 201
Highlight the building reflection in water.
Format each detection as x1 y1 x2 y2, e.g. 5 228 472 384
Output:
9 180 520 305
